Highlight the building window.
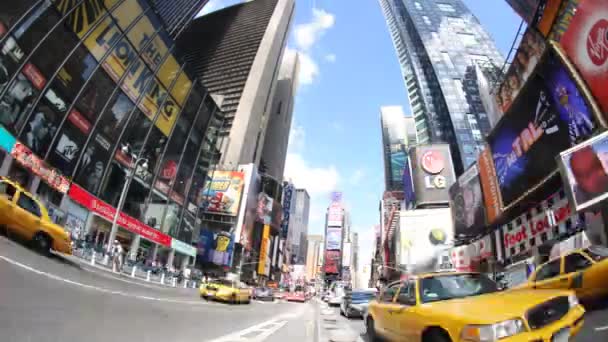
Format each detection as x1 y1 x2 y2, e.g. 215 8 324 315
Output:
422 16 431 25
414 2 422 10
441 52 455 69
437 3 456 12
458 33 477 46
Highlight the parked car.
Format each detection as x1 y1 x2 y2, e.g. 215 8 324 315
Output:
341 289 377 318
328 283 347 307
365 272 585 342
253 287 274 301
0 177 72 255
518 246 608 303
199 279 252 304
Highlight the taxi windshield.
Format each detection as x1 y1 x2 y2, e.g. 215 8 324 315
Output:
584 246 608 261
420 274 499 304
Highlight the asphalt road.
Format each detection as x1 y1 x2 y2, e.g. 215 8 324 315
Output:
3 234 608 342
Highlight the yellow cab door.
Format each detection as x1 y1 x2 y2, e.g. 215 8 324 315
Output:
532 258 568 290
373 282 401 339
14 191 44 239
387 279 423 341
563 251 595 298
0 181 21 233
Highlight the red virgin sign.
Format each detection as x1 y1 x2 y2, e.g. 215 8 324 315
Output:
11 142 70 193
68 184 171 246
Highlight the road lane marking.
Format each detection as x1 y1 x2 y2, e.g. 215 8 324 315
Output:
0 255 211 305
208 318 288 342
595 325 608 331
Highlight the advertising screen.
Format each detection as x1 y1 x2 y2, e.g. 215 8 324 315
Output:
327 203 343 227
478 146 502 224
324 250 340 274
403 156 415 208
198 171 245 216
326 227 342 250
488 48 598 208
560 0 608 118
400 208 453 273
495 28 546 113
197 230 234 266
281 184 293 238
449 164 486 238
256 192 273 224
558 131 608 211
390 145 406 183
410 144 456 206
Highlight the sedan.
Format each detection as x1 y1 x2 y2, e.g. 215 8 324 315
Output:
366 272 585 342
253 287 275 301
341 289 377 318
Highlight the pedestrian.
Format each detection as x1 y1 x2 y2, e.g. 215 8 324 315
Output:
111 240 123 273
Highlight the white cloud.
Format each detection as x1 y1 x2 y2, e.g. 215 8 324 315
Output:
324 53 336 63
287 121 306 153
349 169 365 184
284 153 339 196
297 52 319 85
294 8 336 51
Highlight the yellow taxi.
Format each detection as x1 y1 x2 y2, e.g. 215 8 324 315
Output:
0 177 71 255
199 279 252 304
365 272 584 342
520 246 608 303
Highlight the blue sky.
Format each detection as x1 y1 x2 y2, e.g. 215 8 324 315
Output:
201 0 522 266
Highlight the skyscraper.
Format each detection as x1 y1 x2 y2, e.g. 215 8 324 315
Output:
177 0 295 167
287 188 310 264
149 0 210 37
380 106 417 191
305 234 323 281
260 51 300 181
379 0 505 174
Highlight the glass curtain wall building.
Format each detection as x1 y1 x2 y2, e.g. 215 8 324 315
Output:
378 0 505 174
380 106 417 192
0 0 223 268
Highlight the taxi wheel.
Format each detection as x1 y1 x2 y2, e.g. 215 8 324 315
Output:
231 294 238 304
32 232 51 256
366 317 381 342
423 328 451 342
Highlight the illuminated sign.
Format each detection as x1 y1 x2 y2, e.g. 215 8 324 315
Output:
11 143 70 194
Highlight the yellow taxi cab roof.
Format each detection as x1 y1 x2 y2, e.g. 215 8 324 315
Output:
415 271 480 279
0 176 27 191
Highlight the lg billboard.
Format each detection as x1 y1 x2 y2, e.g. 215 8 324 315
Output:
410 144 456 207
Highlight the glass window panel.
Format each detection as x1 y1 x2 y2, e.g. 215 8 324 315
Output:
122 175 150 220
99 161 126 206
54 46 97 104
176 212 194 244
173 136 198 196
171 71 192 106
163 201 182 238
0 72 41 135
28 21 79 80
12 2 58 55
141 126 167 181
74 67 115 123
145 190 167 232
0 37 27 84
96 92 133 141
20 95 65 157
115 109 154 183
74 131 112 194
47 109 92 176
0 0 38 33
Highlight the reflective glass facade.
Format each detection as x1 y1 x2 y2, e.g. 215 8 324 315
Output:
0 0 222 250
379 0 505 174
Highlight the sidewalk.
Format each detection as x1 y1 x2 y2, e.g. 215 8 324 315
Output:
62 248 198 291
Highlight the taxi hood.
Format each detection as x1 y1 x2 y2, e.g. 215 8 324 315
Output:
420 289 573 324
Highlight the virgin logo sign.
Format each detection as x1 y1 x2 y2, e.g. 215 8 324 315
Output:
587 19 608 66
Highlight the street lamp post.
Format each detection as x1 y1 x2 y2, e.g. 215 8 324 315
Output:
105 145 148 261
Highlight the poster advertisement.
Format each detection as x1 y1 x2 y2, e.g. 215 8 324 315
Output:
281 184 293 238
400 208 453 273
198 171 245 216
403 157 415 208
256 192 273 224
449 164 486 238
324 250 340 274
258 225 270 276
326 227 342 250
390 146 406 184
488 49 597 208
478 146 502 224
558 131 608 211
327 203 343 227
409 144 456 206
560 0 608 118
495 28 546 113
196 230 234 266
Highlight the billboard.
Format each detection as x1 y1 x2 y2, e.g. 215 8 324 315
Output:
330 191 342 203
327 203 343 227
390 144 407 184
560 0 608 120
399 208 453 273
449 164 486 238
281 184 293 238
258 225 270 276
488 48 599 209
403 156 415 208
198 171 245 216
342 242 352 267
197 230 234 266
479 146 503 225
256 192 273 224
326 227 342 250
324 250 340 274
558 131 608 211
495 28 546 113
409 144 456 206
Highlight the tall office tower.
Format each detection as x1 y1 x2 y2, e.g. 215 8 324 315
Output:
287 188 310 264
177 0 295 167
260 51 299 181
305 234 323 281
149 0 210 37
380 106 417 191
378 0 505 174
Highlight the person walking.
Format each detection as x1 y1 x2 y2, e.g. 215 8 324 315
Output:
111 240 123 273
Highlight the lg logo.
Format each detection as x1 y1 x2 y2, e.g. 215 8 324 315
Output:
424 175 446 189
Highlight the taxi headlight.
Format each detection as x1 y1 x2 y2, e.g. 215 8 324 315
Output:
568 294 579 308
461 319 525 342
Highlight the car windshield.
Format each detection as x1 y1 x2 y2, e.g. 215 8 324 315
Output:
351 292 375 303
584 246 608 261
212 279 235 287
294 286 304 292
420 274 499 304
